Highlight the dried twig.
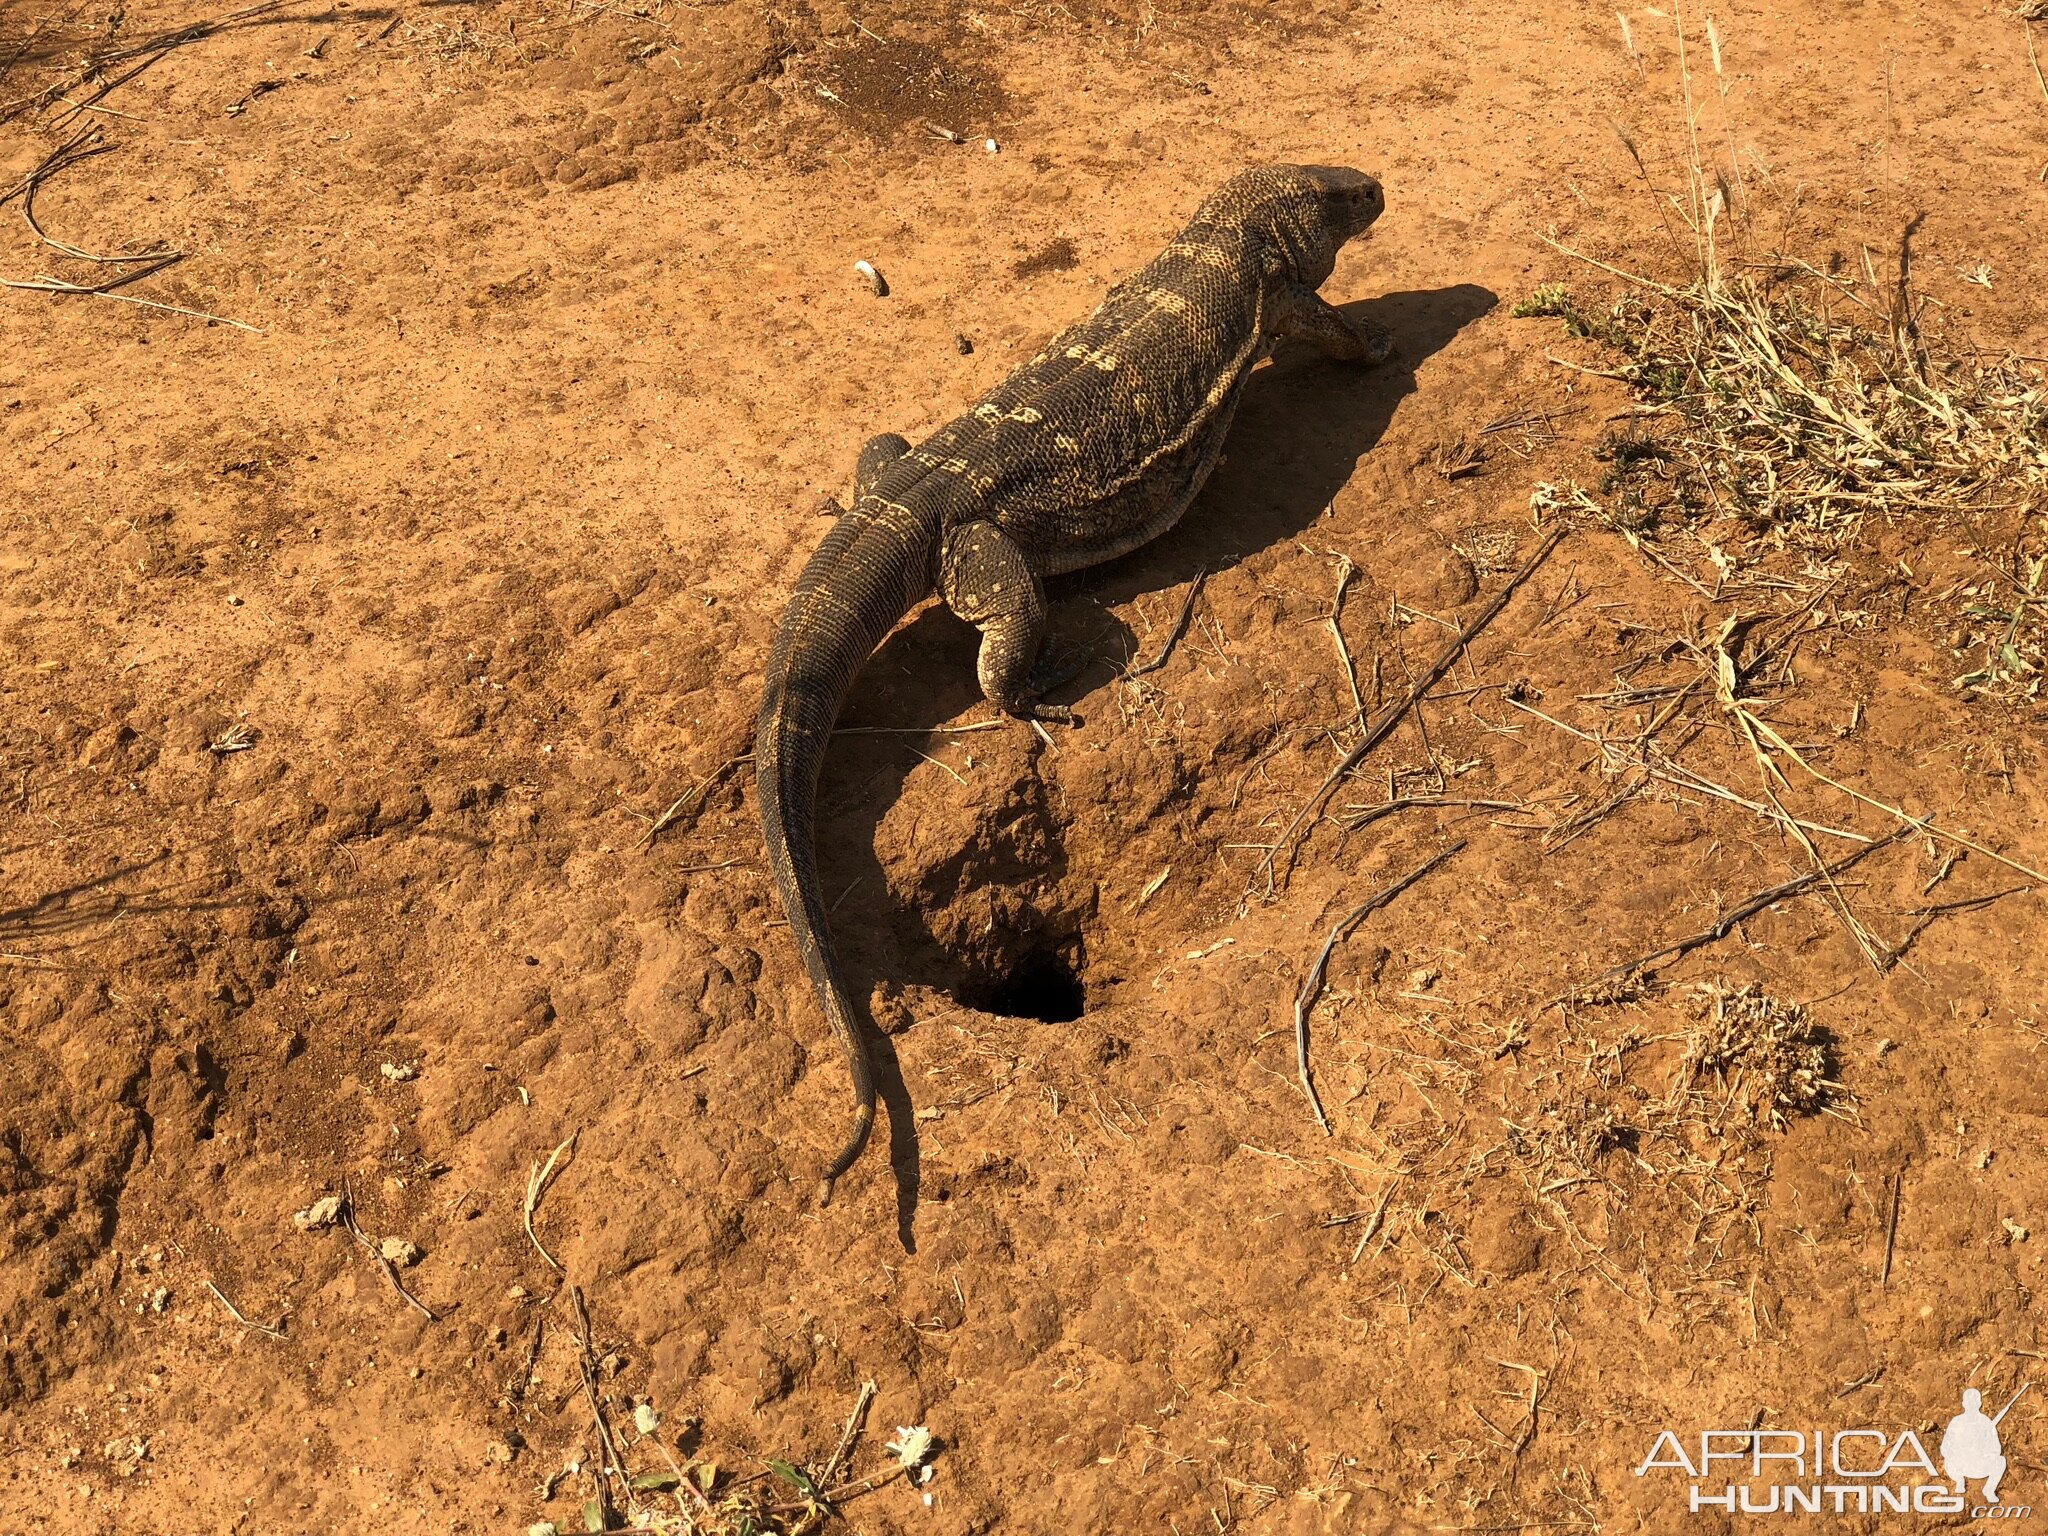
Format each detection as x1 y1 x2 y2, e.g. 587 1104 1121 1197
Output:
818 1379 877 1489
20 0 302 127
1122 568 1207 679
1326 554 1368 735
337 1178 439 1321
638 753 746 849
11 125 178 266
1880 1163 1904 1286
1293 840 1468 1132
1585 824 1912 985
1253 526 1566 899
2 268 259 330
568 1282 628 1527
524 1132 577 1274
204 1278 286 1338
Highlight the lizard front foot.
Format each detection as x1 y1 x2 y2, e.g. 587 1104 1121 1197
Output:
1012 699 1079 726
1355 315 1395 365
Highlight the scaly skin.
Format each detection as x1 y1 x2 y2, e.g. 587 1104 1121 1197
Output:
756 164 1390 1200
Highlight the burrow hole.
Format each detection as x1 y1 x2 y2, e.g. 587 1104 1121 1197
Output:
958 940 1087 1023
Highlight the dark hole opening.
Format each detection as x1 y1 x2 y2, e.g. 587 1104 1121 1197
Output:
963 945 1085 1023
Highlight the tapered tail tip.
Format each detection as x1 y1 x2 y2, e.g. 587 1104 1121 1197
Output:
814 1100 876 1207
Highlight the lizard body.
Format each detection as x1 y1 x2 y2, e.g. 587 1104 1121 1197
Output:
756 164 1389 1197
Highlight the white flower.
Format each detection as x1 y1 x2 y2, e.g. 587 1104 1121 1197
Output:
887 1425 934 1468
633 1402 661 1436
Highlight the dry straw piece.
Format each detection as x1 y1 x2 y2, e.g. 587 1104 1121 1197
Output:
1537 10 2048 551
1523 262 2048 547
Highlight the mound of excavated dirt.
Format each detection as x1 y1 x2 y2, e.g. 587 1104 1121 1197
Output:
3 0 2047 1529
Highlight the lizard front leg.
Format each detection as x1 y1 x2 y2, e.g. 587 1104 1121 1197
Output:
1277 282 1393 365
941 520 1076 723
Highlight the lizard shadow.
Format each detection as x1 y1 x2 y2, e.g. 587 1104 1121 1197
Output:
810 281 1497 1248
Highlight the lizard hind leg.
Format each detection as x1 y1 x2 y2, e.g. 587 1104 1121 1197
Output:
941 520 1077 723
855 432 912 499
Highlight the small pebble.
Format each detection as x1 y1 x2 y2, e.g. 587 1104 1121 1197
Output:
984 137 999 153
378 1236 422 1267
954 333 973 355
379 1061 418 1082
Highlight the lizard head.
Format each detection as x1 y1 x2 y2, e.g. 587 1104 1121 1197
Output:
1299 164 1386 243
1215 164 1384 288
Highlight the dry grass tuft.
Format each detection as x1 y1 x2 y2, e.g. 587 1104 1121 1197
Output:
1683 982 1841 1131
1527 10 2048 552
1519 271 2048 546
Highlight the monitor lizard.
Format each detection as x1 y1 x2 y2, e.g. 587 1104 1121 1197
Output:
756 163 1391 1200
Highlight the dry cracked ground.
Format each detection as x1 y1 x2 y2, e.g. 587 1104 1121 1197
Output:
2 0 2048 1530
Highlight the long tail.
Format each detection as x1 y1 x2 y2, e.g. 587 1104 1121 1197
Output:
755 506 933 1201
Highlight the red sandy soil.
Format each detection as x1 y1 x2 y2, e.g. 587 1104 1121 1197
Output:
2 0 2047 1529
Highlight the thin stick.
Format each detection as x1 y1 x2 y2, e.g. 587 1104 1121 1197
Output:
1326 555 1368 735
1293 840 1468 1133
204 1278 286 1338
1535 231 1683 298
1890 882 2039 961
510 1312 545 1402
638 753 746 848
1992 1382 2031 1427
1123 568 1206 679
568 1283 629 1526
1735 706 2048 883
1 270 260 331
0 124 97 206
1503 697 1874 844
35 0 301 127
1589 825 1911 983
524 1132 577 1274
14 127 179 266
1341 795 1538 831
1880 1164 1903 1287
338 1178 439 1321
819 1379 877 1488
1255 526 1566 898
771 1461 916 1514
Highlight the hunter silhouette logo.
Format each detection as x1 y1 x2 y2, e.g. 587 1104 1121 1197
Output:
1634 1379 2032 1519
1944 1387 2028 1505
